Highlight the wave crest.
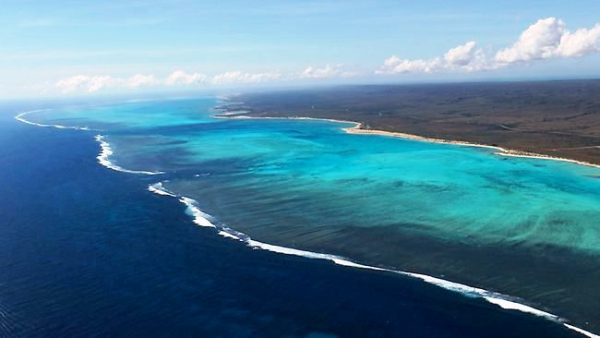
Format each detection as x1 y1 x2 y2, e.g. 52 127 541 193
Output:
95 135 164 175
15 110 92 131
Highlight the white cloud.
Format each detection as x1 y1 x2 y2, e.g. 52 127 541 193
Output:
211 71 281 85
55 75 114 93
165 70 206 85
495 17 567 63
302 65 338 78
378 17 600 75
494 17 600 64
300 64 358 79
377 57 440 74
444 41 477 66
55 74 160 93
557 24 600 57
377 41 486 74
54 67 359 93
55 71 202 93
124 74 159 88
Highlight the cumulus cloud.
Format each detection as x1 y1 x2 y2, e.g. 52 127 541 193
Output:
445 41 480 67
378 17 600 75
55 71 205 93
165 70 206 85
56 69 291 93
55 75 114 93
124 74 159 88
301 64 358 79
495 17 600 64
55 74 161 93
211 71 281 85
495 18 567 63
557 24 600 57
377 41 487 74
54 66 362 94
378 57 439 74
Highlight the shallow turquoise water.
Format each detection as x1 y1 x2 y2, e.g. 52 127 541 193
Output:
29 97 600 253
9 108 586 338
25 96 600 330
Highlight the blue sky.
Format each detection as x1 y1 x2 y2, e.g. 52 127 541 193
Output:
1 0 600 98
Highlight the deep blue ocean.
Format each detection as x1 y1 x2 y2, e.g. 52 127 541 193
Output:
0 99 591 337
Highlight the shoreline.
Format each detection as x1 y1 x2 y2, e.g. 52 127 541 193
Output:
213 111 600 170
13 106 600 337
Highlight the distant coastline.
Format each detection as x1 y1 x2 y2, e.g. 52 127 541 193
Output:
213 109 600 170
226 82 600 168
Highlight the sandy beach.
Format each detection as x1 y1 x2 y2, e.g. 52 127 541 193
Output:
214 110 600 170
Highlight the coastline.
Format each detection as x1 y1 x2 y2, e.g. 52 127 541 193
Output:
14 107 600 338
213 111 600 170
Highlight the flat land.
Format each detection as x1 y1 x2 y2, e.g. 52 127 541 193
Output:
228 80 600 165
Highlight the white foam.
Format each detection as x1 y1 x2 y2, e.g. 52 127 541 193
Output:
15 110 92 131
484 297 557 319
146 182 262 234
565 324 600 338
244 237 600 337
147 183 215 228
247 239 341 260
95 135 164 175
218 230 243 240
148 182 177 197
178 197 217 228
146 184 599 338
15 111 162 176
244 237 558 320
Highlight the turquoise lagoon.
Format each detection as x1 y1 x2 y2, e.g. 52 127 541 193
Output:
26 97 600 331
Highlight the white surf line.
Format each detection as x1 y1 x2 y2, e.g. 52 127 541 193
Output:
565 324 600 338
15 110 163 176
95 135 164 175
15 110 93 131
148 182 177 197
177 196 219 228
146 181 599 338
